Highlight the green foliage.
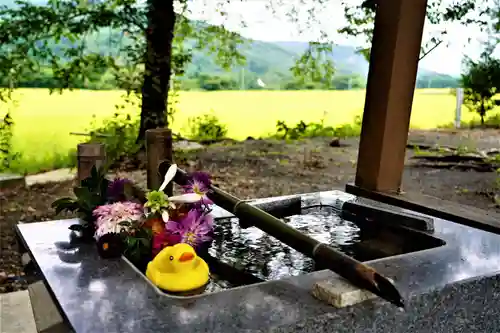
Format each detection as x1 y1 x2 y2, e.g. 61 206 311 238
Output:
461 54 500 125
2 66 462 92
438 112 500 129
0 111 20 171
0 0 247 141
339 0 488 61
274 115 362 140
52 165 110 235
290 42 336 88
144 190 169 215
121 223 152 266
86 111 140 165
332 116 363 138
186 113 228 142
0 0 488 159
83 76 184 165
283 73 366 91
194 73 239 91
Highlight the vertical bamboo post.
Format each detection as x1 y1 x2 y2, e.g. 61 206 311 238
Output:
146 128 173 195
77 143 106 184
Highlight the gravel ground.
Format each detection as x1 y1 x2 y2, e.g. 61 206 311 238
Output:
1 130 499 293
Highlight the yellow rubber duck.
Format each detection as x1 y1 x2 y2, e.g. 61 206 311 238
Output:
146 243 210 292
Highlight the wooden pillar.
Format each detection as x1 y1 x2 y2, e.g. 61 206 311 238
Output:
355 0 427 193
77 143 106 183
146 128 173 195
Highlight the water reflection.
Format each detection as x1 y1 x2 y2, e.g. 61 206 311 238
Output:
438 221 500 283
208 207 361 283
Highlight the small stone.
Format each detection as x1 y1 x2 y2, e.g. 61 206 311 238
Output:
311 277 394 308
329 138 340 147
0 271 7 283
21 253 31 266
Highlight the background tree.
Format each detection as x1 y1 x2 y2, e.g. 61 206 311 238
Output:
461 51 500 125
0 0 340 145
0 0 247 143
0 0 496 148
339 0 489 61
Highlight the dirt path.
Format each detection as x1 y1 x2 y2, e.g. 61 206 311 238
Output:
1 130 498 293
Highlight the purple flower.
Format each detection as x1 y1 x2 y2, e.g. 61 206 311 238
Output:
180 172 213 205
165 209 214 249
107 178 133 202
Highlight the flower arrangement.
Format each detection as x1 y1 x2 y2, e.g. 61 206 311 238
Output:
52 164 215 270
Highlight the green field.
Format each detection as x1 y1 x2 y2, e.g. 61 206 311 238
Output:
3 88 494 173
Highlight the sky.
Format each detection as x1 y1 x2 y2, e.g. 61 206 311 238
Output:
186 0 490 76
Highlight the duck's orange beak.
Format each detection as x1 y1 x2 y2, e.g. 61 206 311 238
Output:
179 252 194 262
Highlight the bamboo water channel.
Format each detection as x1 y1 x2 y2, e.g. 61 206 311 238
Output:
159 162 405 308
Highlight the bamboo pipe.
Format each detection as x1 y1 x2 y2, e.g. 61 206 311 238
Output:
159 162 405 308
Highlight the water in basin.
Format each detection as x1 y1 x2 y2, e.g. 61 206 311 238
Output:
209 207 360 281
147 206 443 295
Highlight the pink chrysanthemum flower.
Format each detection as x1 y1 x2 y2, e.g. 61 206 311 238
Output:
93 202 144 239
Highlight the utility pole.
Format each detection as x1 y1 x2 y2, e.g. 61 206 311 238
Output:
455 88 464 128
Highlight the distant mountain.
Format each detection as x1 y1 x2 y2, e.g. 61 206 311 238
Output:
187 37 457 82
0 0 458 89
187 39 370 78
272 41 370 76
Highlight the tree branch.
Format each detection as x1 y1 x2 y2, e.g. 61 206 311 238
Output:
419 39 443 61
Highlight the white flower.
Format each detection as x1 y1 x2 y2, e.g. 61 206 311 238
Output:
161 210 170 223
159 163 178 192
157 164 203 222
168 192 204 203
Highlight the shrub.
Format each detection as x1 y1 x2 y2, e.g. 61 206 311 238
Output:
86 112 140 165
186 113 228 142
274 115 362 140
438 112 500 129
0 111 20 172
332 115 362 138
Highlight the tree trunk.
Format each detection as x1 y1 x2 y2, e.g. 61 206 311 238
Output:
480 101 485 126
136 0 176 144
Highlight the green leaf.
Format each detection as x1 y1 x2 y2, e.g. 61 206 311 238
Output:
51 197 79 214
140 238 150 247
51 197 74 208
73 186 93 202
127 237 137 248
73 186 88 197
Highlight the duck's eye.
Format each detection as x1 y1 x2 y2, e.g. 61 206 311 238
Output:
169 256 174 261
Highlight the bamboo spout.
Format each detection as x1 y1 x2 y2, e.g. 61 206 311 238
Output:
158 162 405 308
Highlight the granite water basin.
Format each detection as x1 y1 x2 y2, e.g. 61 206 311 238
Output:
138 206 445 297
